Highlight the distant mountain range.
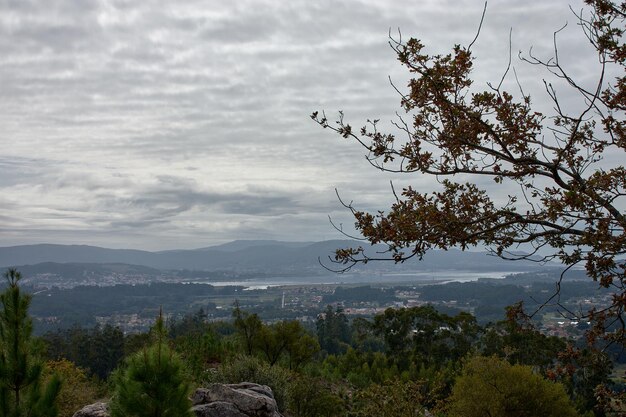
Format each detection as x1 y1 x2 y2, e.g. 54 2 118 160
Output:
0 240 552 276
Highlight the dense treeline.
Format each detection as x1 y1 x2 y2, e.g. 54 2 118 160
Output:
418 279 609 324
34 301 622 416
27 283 239 330
419 280 603 307
30 283 238 317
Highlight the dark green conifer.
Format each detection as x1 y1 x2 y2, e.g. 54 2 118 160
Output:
0 268 61 417
110 310 192 417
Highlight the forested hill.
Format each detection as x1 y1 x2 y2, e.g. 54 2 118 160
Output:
0 240 550 273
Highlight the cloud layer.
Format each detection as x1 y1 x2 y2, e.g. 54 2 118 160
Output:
0 0 598 249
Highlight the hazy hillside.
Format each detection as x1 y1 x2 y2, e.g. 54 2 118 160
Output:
13 262 162 278
0 240 550 273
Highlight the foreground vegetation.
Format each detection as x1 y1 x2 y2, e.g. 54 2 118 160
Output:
26 289 621 416
0 264 624 416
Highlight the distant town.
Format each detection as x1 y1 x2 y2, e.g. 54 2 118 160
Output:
0 241 612 342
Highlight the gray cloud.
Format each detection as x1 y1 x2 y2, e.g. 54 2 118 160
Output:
0 0 602 249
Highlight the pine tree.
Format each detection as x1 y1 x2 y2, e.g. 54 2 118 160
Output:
0 268 61 417
232 301 263 355
109 310 192 417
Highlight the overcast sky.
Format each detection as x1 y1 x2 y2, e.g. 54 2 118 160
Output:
0 0 600 250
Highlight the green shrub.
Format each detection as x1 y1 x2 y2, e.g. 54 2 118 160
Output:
288 375 345 417
448 356 581 417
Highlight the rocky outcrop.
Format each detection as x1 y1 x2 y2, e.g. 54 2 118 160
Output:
71 402 109 417
192 383 283 417
71 383 283 417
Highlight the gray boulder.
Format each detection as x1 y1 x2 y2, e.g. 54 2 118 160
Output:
72 383 283 417
192 383 283 417
71 402 109 417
